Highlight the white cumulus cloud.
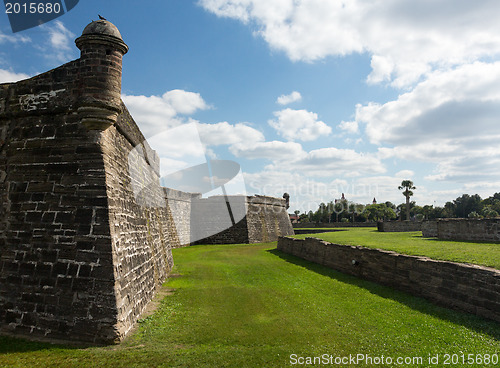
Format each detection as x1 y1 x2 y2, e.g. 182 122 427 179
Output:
353 62 500 184
41 21 76 63
338 120 359 134
122 90 210 137
268 108 331 141
0 68 30 83
244 170 339 211
230 140 304 160
276 91 302 105
357 62 500 146
196 121 264 147
276 147 385 178
163 89 211 115
395 170 415 179
200 0 500 87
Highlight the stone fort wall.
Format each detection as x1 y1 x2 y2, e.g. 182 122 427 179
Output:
278 237 500 323
164 188 199 247
421 220 438 237
380 218 500 241
0 20 293 344
190 195 294 245
423 218 500 242
246 195 294 243
191 195 250 245
377 221 423 232
0 20 179 344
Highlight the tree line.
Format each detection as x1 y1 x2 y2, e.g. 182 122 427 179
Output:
295 192 500 223
295 200 398 223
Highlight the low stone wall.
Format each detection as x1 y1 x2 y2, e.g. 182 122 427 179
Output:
377 221 422 232
277 237 500 323
422 220 438 237
293 222 377 228
421 218 500 242
437 218 500 242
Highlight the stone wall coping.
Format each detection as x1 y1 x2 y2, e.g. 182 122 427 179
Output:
189 194 287 207
437 217 500 222
163 187 201 201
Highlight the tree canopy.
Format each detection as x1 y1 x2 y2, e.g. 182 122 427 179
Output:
292 192 500 223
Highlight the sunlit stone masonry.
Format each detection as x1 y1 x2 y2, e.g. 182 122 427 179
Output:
0 20 293 344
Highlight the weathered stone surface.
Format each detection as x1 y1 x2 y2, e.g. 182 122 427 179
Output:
378 221 422 232
422 220 438 237
0 19 295 345
164 188 198 247
0 19 173 345
247 195 294 243
278 237 500 323
191 195 294 245
421 218 500 241
437 218 500 242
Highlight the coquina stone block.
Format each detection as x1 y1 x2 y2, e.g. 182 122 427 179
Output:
377 221 423 232
0 19 294 345
0 20 175 344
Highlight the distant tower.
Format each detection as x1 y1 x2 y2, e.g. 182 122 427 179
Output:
283 193 290 209
373 197 377 204
335 193 347 204
75 19 128 130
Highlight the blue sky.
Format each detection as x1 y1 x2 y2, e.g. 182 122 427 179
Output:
2 0 500 212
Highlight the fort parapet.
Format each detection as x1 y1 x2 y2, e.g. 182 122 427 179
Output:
191 195 294 244
0 19 176 344
377 221 422 232
423 218 500 242
0 20 293 344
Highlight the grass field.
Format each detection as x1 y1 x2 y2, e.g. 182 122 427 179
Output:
293 228 500 270
1 242 498 367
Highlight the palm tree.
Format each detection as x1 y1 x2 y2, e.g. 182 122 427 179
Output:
293 210 300 223
398 180 416 221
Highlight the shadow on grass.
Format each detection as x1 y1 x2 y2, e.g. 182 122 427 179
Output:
0 335 81 354
416 235 500 244
267 248 500 341
293 229 346 235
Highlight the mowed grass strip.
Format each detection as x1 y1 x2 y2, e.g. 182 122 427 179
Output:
0 242 499 368
293 227 500 270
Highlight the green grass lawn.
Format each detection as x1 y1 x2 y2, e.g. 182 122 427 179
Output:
1 242 498 367
293 228 500 270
